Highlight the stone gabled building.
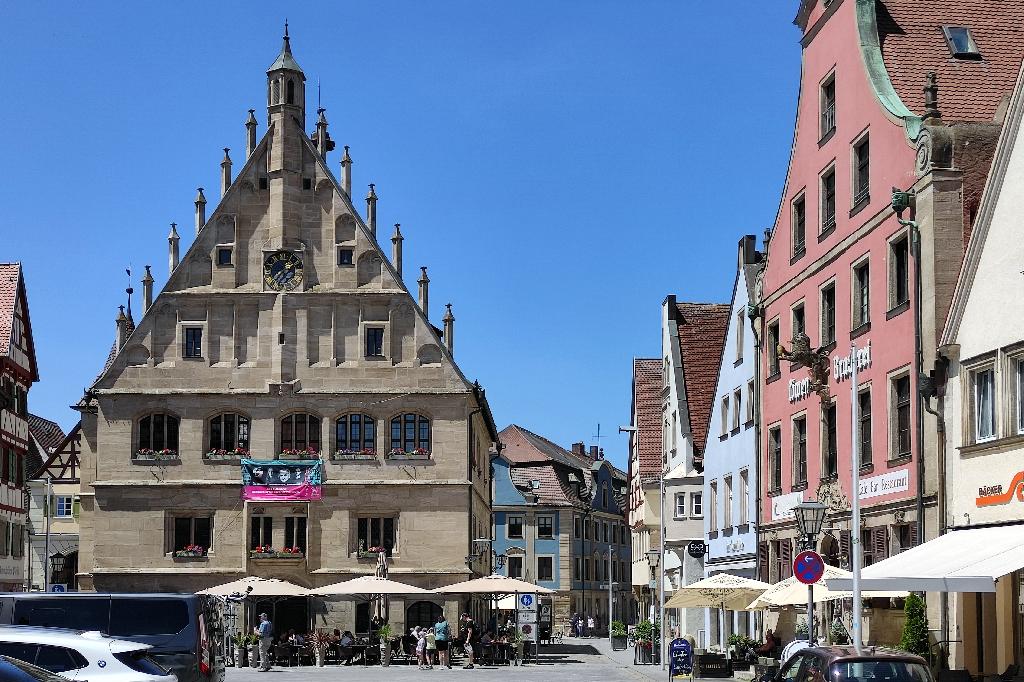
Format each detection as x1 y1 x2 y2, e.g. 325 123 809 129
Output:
75 28 498 633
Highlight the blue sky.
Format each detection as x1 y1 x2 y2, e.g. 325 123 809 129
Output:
2 2 800 471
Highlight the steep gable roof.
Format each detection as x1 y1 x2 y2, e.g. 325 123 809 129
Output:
28 414 66 455
0 263 39 381
632 358 663 479
675 302 731 457
31 421 81 482
876 0 1024 123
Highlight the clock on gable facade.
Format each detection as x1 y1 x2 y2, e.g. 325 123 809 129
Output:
263 251 304 291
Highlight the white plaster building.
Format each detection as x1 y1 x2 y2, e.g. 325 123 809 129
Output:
702 237 761 646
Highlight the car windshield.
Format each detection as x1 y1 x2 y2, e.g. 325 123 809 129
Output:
1 655 70 681
832 660 933 682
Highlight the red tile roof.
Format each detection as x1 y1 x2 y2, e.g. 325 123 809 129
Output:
0 263 21 357
676 302 731 458
509 464 579 507
28 414 66 455
878 0 1024 122
632 358 663 478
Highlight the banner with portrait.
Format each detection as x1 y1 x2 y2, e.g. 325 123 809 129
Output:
241 459 323 501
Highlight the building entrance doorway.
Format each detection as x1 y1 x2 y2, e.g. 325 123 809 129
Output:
406 601 442 631
253 597 308 637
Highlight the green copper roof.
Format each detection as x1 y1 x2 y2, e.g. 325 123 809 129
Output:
855 0 921 141
267 23 304 75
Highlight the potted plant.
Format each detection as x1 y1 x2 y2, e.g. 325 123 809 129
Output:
333 448 376 461
512 626 524 663
377 623 393 667
173 544 205 558
634 619 655 664
311 630 332 667
135 448 178 461
232 632 247 667
611 620 628 650
279 446 320 459
205 447 249 461
247 633 260 669
357 541 387 559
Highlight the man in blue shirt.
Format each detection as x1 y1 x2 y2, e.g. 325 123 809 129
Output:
256 613 273 671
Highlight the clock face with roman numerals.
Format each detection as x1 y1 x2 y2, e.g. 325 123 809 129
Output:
263 251 303 291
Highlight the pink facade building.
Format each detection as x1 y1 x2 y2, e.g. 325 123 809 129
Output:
756 0 1024 639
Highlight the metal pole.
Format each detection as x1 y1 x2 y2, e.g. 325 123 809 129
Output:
43 477 51 592
807 583 814 644
607 550 613 643
659 468 666 669
850 342 863 654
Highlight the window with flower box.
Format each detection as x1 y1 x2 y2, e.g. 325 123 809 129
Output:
335 414 376 457
172 516 212 557
250 516 272 551
280 413 320 454
284 516 307 555
208 413 250 457
389 413 431 456
358 516 397 557
137 413 179 459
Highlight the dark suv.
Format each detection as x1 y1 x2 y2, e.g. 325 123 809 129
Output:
779 646 934 682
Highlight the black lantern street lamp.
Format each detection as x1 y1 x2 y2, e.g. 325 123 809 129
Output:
49 553 66 585
793 501 828 644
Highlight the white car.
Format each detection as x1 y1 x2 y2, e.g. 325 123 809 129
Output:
0 626 177 681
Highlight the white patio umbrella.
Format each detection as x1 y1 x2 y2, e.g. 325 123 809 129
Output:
664 573 770 610
198 576 310 597
433 575 555 595
311 575 433 598
747 565 907 609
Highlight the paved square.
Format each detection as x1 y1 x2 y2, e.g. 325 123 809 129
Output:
225 642 652 681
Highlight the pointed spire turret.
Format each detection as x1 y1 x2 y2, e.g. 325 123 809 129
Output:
142 265 154 313
443 303 455 355
340 145 353 197
314 108 334 158
168 222 180 273
365 183 378 237
418 267 430 320
220 148 232 197
391 223 404 280
116 305 129 352
267 21 306 128
246 109 258 158
195 187 207 235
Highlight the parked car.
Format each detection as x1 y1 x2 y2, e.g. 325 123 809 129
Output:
0 625 176 681
777 646 933 682
0 594 220 682
0 655 73 682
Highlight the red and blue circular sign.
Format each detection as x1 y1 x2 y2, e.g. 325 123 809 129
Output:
793 550 825 585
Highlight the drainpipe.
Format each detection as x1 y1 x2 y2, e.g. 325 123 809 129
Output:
748 294 763 640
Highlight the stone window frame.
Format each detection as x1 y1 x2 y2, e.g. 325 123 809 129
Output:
819 278 837 349
337 246 355 267
766 317 781 379
135 411 182 456
720 395 730 438
887 365 913 460
215 244 234 268
851 128 871 212
767 421 783 494
732 387 742 433
820 398 838 480
791 410 808 489
277 411 324 454
537 514 554 539
735 309 745 364
738 468 749 526
745 379 755 426
819 68 837 142
387 412 432 454
857 383 873 470
674 492 687 519
333 413 378 453
791 189 808 262
850 253 871 334
206 411 252 453
167 513 214 556
179 321 208 361
1005 346 1024 437
819 160 837 239
536 554 556 583
354 514 400 557
791 298 807 345
886 227 911 317
507 555 525 579
708 480 718 533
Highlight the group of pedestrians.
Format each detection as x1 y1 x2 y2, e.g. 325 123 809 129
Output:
570 612 597 638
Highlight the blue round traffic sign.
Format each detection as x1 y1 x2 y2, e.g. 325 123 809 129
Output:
794 550 825 585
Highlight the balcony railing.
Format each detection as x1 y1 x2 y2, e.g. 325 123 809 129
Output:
821 103 836 137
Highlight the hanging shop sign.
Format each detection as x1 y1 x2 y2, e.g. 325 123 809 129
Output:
834 341 871 382
788 378 811 403
858 469 909 501
687 540 707 559
241 459 323 501
976 471 1024 507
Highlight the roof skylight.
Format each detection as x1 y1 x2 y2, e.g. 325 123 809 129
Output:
942 26 981 59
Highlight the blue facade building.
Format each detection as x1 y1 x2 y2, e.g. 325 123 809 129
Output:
493 424 632 635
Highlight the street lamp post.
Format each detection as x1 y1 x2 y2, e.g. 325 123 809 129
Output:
605 549 616 643
645 547 661 664
793 501 827 644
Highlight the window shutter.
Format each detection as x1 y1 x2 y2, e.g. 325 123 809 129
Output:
781 539 793 578
840 530 851 569
72 497 80 520
757 542 769 582
872 527 889 559
909 523 918 548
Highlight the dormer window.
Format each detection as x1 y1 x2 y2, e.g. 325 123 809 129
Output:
942 26 980 59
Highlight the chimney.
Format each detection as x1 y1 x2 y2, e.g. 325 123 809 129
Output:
220 148 232 197
442 303 455 355
418 267 430 320
391 223 404 279
589 445 599 459
365 183 377 237
738 234 759 267
340 146 353 198
194 187 207 235
572 442 585 456
116 306 129 351
168 222 180 273
142 265 154 312
245 109 258 158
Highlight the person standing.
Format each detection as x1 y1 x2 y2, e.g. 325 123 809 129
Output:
461 613 478 669
255 613 273 672
586 615 595 638
435 614 451 669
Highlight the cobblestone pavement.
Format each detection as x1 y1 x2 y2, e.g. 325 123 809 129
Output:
225 641 653 681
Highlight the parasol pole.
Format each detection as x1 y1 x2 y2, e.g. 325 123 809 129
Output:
850 342 863 654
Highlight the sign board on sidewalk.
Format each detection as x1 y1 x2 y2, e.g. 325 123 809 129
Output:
670 637 694 679
517 593 538 641
793 550 825 585
49 584 67 593
517 593 537 611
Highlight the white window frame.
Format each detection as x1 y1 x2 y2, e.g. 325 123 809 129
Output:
739 469 749 526
851 254 871 330
674 492 687 519
745 380 755 424
536 555 555 583
735 310 745 363
54 495 73 518
971 365 997 443
732 388 742 431
691 491 703 519
723 475 733 528
708 481 718 532
720 396 730 437
506 514 525 540
507 555 524 579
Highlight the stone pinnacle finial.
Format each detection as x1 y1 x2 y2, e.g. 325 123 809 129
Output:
142 265 154 313
340 145 353 197
365 183 378 237
246 109 258 157
418 266 430 320
195 187 207 235
391 223 404 279
923 71 942 123
220 148 233 197
443 303 454 355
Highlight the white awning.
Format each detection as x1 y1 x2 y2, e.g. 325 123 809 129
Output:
825 525 1024 593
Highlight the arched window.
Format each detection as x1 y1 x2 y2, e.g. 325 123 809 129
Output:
336 414 375 452
138 413 179 453
390 414 431 453
286 79 295 104
209 413 250 453
280 413 321 453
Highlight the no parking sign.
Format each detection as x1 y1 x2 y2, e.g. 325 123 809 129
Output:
793 551 825 585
